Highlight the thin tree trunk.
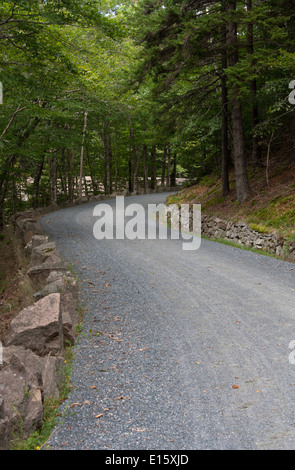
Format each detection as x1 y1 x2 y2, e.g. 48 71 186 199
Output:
86 146 98 195
150 146 157 190
60 149 68 196
103 122 113 195
289 16 295 164
66 149 74 204
128 117 138 193
266 131 274 187
50 155 57 204
79 110 88 199
0 103 27 142
170 152 177 187
166 146 171 187
128 124 133 194
83 176 89 197
247 0 262 168
32 155 45 208
227 1 251 203
143 144 149 192
221 0 230 196
114 127 118 192
108 131 113 194
161 145 167 187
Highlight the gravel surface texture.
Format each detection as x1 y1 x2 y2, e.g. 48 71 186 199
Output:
39 192 295 450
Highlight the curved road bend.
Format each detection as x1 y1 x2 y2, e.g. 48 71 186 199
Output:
39 192 295 450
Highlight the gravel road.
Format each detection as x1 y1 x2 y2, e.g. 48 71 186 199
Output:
39 192 295 450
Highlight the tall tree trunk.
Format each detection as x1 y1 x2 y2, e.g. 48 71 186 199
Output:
221 0 230 196
86 146 98 195
108 131 113 194
66 149 74 204
247 0 262 168
143 144 149 192
170 152 177 187
289 12 295 164
133 145 139 194
60 148 68 196
114 127 118 192
103 122 113 195
79 111 88 199
83 176 89 197
150 146 157 190
161 145 167 187
227 1 251 203
128 117 138 193
50 155 57 205
32 155 45 208
128 160 133 193
166 146 171 187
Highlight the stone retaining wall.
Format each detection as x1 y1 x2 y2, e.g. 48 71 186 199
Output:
201 214 295 261
0 188 180 449
0 209 79 449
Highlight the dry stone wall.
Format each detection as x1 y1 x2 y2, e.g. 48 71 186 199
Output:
0 209 79 449
201 214 295 261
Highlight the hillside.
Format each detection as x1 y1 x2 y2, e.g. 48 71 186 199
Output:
167 157 295 244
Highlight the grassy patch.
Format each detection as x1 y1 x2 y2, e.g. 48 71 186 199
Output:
168 162 295 240
248 194 295 232
202 235 275 258
248 223 270 234
10 346 75 451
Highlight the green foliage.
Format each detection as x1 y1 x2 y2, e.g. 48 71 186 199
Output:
0 0 295 223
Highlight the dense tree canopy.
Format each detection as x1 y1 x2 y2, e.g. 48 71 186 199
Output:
0 0 294 225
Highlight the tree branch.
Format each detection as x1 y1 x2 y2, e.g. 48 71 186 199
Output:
0 103 27 142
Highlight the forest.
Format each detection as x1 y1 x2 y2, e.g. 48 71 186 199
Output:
0 0 295 228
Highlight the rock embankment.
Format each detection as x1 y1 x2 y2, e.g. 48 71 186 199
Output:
201 214 295 260
0 209 79 450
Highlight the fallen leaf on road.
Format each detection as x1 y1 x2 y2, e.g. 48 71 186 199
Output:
95 414 103 419
90 386 97 389
232 385 239 389
108 334 123 342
